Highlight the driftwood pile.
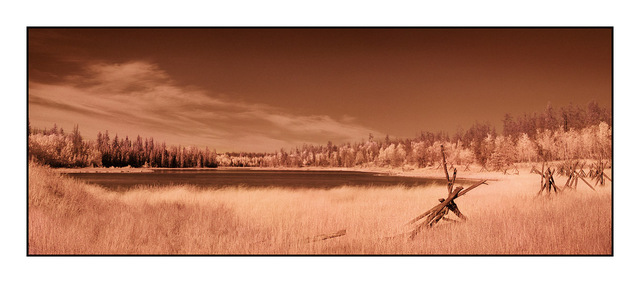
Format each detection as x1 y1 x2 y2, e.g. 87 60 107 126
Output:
532 159 611 196
407 145 488 239
532 163 561 196
589 160 611 186
561 161 595 191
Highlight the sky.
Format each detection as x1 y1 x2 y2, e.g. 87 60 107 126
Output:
28 28 612 152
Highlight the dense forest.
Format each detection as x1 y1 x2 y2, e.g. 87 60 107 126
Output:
28 101 611 169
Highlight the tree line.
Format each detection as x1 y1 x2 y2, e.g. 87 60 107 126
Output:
501 101 611 140
29 124 218 168
28 101 611 169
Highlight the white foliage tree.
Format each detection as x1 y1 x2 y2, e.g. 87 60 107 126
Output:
515 133 537 163
411 141 428 167
378 144 396 167
535 129 556 161
394 143 407 167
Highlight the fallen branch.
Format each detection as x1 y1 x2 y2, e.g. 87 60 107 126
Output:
250 229 347 246
305 229 347 243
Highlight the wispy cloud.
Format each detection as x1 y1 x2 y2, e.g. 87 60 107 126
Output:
29 61 382 152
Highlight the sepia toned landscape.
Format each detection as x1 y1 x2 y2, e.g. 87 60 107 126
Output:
27 28 612 255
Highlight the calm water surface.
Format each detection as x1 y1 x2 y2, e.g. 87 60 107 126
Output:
64 169 474 191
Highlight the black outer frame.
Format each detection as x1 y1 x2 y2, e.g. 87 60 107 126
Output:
25 26 614 257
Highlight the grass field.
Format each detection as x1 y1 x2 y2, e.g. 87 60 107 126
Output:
28 162 612 255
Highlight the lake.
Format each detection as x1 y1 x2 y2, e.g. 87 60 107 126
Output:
64 169 474 191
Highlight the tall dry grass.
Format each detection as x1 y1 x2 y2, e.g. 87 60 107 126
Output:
28 162 611 255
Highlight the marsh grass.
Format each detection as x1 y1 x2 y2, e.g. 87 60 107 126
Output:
28 163 611 255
